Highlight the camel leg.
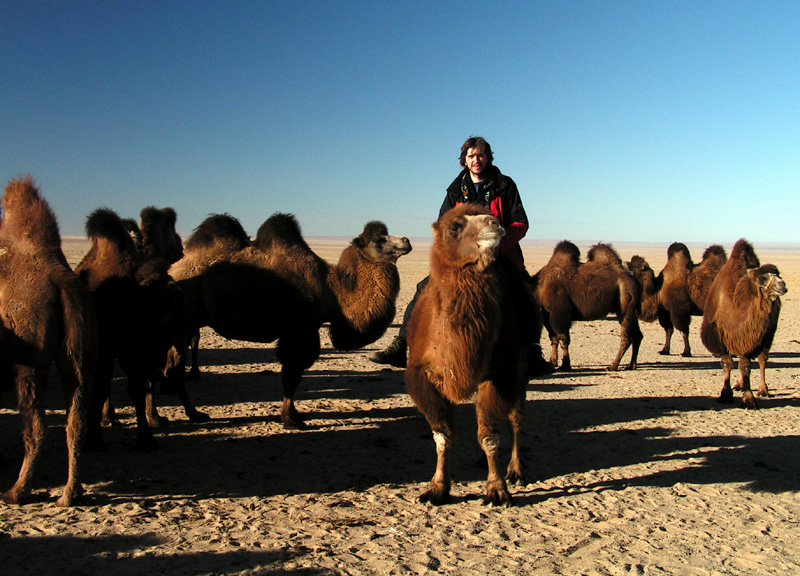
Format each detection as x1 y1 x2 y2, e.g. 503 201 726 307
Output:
557 333 571 371
659 326 673 355
127 374 159 450
55 352 89 506
162 343 209 422
145 388 170 428
475 382 514 506
280 367 306 429
737 356 757 409
756 351 770 397
2 368 46 505
717 354 734 404
187 328 202 380
680 331 693 358
85 355 115 452
504 394 526 485
405 365 455 505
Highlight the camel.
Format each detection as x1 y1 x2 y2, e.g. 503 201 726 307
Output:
0 177 97 506
700 239 786 409
628 243 727 357
533 240 642 371
167 212 412 428
76 208 195 450
405 204 527 506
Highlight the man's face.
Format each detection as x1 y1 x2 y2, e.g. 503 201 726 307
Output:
465 146 489 179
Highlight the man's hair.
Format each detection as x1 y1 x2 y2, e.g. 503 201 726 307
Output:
459 136 494 167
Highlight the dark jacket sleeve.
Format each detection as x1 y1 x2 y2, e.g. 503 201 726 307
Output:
498 176 529 253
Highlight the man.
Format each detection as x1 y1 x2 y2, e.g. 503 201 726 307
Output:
370 136 552 375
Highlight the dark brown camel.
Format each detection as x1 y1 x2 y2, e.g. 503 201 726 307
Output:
0 177 97 506
168 213 411 428
405 204 527 506
700 239 786 408
76 208 196 450
534 240 642 371
628 243 727 357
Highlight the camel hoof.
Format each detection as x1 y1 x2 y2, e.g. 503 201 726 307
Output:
147 415 171 428
419 488 451 506
187 409 211 423
483 489 514 507
56 486 84 507
741 397 758 410
681 351 693 358
282 419 307 430
717 393 734 404
658 349 670 356
557 363 572 372
505 469 525 485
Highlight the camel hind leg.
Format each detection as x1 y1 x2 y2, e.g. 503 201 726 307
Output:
276 330 320 430
2 367 47 505
55 352 90 506
504 392 526 485
609 317 642 371
756 351 770 398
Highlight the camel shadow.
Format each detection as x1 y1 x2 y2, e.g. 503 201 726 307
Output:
0 533 326 576
5 365 800 508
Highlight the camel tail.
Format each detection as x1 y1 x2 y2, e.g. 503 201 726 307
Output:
52 267 98 386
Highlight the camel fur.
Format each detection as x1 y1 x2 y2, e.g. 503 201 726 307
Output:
700 239 786 408
628 243 727 357
76 207 194 450
0 177 97 506
534 240 642 371
168 212 411 429
405 204 528 506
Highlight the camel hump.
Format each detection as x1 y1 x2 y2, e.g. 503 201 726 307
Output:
553 240 580 261
667 242 691 261
254 212 311 251
186 213 250 251
141 206 177 228
730 238 760 269
85 208 139 251
587 242 623 267
702 244 727 262
1 176 62 248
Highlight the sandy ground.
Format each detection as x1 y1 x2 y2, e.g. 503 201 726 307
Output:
2 237 800 575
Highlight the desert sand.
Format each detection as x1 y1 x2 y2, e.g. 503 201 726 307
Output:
2 237 799 575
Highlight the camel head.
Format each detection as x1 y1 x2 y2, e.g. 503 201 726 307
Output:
351 221 412 264
432 204 504 273
747 265 787 302
626 255 653 280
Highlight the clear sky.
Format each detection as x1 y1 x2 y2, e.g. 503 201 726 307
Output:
3 1 798 245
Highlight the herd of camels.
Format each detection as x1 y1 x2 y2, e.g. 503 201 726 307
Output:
0 176 787 507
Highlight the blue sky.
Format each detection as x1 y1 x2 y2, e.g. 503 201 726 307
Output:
2 1 798 244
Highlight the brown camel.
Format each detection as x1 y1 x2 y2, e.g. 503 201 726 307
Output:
534 240 642 371
405 204 527 506
628 243 727 357
76 208 195 450
0 177 97 506
168 212 412 428
700 239 786 409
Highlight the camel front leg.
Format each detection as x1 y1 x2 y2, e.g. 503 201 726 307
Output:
737 356 757 409
717 354 734 403
659 325 674 355
55 353 89 506
756 351 770 397
679 330 692 358
476 383 514 506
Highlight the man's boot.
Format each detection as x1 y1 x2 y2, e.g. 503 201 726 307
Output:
369 336 407 368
